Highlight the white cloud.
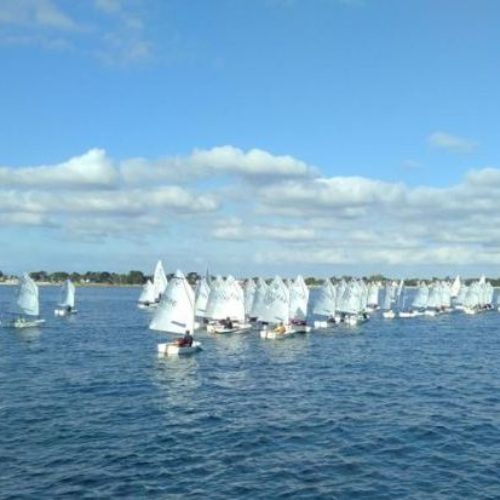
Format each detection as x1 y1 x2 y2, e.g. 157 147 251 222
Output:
0 0 152 64
0 149 118 189
0 212 56 227
5 145 500 273
428 131 478 154
0 0 77 30
212 218 316 241
121 145 315 184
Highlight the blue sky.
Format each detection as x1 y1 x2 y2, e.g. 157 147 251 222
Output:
1 0 500 277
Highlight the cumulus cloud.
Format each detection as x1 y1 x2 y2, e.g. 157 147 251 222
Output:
0 0 77 30
0 149 118 189
428 131 478 154
121 146 315 184
5 145 500 272
0 0 152 64
212 218 316 241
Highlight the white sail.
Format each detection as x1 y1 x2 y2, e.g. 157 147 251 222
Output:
149 270 194 334
367 283 380 306
412 283 429 309
427 283 441 309
152 260 168 302
250 278 268 319
337 281 362 315
138 279 155 304
289 275 309 320
259 276 290 324
58 279 75 308
194 277 211 318
312 279 336 316
450 275 461 298
382 283 393 310
16 274 39 316
205 276 230 320
244 279 256 316
225 275 246 321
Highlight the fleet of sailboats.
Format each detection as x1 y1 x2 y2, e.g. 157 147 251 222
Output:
2 266 499 356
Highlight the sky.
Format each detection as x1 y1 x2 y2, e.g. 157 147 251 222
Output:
1 0 500 278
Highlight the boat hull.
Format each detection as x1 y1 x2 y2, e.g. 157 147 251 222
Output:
207 323 252 334
260 326 293 339
157 340 202 356
54 308 78 317
11 318 45 329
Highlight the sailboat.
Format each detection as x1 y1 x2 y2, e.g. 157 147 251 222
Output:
149 270 201 356
205 276 251 334
8 274 45 328
259 276 293 339
54 279 77 316
137 279 156 309
382 282 396 319
288 275 311 333
312 278 337 328
138 260 168 309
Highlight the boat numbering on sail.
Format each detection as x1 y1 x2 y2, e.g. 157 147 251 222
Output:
149 270 202 356
5 274 45 328
54 279 77 316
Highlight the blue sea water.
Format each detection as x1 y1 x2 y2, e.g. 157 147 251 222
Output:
1 285 500 499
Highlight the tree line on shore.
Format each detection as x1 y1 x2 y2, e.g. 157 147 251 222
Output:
1 270 500 287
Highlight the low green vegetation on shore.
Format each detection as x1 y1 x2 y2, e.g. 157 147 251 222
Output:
1 270 500 287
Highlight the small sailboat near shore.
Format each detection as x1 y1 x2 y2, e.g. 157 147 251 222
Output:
5 274 45 328
54 279 77 316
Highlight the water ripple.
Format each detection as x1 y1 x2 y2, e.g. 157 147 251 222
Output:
1 287 500 498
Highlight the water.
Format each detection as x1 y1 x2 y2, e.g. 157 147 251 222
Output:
1 286 500 499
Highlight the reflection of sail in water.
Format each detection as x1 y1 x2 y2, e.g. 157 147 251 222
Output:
261 334 308 364
153 356 201 407
210 329 249 356
14 326 42 344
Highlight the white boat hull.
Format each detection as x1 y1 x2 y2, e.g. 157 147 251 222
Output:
207 323 252 334
157 340 202 356
54 308 78 317
398 311 423 318
290 324 311 334
260 326 294 339
138 302 158 310
382 310 396 319
11 318 45 329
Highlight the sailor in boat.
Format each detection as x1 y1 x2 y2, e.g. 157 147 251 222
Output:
176 330 193 347
221 317 233 330
273 322 287 335
65 305 73 314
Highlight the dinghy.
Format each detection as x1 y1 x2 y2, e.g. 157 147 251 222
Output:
7 274 45 328
312 279 337 329
259 276 294 339
288 275 311 333
137 279 156 309
54 279 77 316
149 270 201 356
204 275 251 333
137 260 168 309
